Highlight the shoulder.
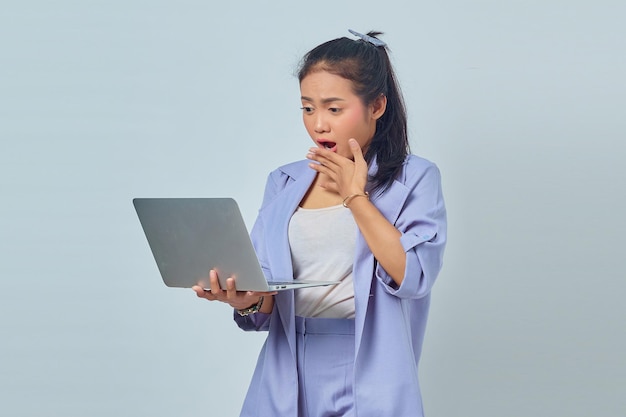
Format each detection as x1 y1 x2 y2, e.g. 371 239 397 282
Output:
397 154 441 186
264 160 309 189
270 159 310 181
259 160 310 207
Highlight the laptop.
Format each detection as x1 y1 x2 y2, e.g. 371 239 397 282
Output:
133 198 340 292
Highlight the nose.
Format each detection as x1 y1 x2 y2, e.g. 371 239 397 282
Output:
314 113 329 133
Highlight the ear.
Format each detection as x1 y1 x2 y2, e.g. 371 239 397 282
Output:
370 94 387 120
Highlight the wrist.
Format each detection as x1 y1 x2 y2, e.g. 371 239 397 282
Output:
342 191 369 208
237 296 264 316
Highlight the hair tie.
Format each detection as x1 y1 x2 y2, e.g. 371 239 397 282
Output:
348 29 387 47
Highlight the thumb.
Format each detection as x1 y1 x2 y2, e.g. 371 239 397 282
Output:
349 139 365 162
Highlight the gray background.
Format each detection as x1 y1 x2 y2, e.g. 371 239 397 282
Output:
1 1 624 416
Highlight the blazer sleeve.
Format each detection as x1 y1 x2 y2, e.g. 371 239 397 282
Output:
234 169 288 331
375 162 447 299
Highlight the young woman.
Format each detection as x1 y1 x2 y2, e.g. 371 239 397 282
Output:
193 30 447 417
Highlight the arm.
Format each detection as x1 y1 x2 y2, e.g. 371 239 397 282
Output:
343 194 405 285
307 139 446 295
373 163 446 298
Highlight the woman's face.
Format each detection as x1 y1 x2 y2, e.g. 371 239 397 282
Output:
300 70 385 159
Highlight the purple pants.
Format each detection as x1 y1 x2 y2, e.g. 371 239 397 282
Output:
295 316 356 417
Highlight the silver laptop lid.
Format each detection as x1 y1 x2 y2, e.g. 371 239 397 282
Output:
133 198 339 292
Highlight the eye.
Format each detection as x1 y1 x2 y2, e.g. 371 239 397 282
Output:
329 107 342 114
300 106 314 114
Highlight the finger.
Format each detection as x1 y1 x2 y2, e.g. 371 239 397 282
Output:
192 285 202 293
307 167 340 193
192 285 204 297
349 139 365 164
209 269 223 295
349 139 369 183
307 152 344 177
307 148 342 168
191 285 204 297
318 176 339 193
225 277 238 300
307 162 338 185
192 285 216 301
308 161 330 175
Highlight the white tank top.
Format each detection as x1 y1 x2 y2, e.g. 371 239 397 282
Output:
288 204 356 318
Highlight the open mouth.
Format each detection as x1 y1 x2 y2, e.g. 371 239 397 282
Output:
317 140 337 151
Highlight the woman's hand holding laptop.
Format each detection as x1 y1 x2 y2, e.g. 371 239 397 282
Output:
192 269 277 315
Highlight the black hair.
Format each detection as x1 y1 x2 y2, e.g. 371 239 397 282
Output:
297 31 409 194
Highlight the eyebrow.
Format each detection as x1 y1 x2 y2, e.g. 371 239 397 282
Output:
300 96 346 104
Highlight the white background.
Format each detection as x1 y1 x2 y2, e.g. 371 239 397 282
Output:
1 1 625 416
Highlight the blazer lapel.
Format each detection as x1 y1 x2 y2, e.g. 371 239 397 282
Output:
259 162 316 358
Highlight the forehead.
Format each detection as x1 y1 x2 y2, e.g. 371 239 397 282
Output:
299 70 358 100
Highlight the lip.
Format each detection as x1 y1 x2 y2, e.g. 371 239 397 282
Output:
316 139 337 152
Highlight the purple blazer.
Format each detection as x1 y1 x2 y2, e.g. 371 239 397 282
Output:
235 155 447 417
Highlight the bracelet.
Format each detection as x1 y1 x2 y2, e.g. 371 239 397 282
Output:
342 191 369 208
237 296 264 316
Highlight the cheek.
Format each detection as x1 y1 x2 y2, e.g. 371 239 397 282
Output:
344 109 362 124
343 110 371 136
302 117 313 133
